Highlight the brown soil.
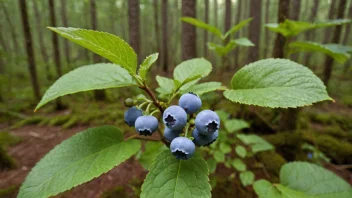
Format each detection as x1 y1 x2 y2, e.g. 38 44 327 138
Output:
0 125 147 198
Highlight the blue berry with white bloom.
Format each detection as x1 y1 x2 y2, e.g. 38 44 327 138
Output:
192 128 218 147
163 127 182 142
179 92 202 114
124 107 143 126
163 105 187 130
135 115 159 136
195 110 220 135
170 137 195 160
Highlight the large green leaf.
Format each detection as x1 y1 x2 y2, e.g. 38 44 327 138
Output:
280 162 352 197
223 18 253 39
35 63 135 110
156 75 175 95
18 126 141 198
224 58 332 108
236 134 274 153
253 179 281 198
138 141 167 170
140 150 211 198
266 19 351 37
181 17 222 39
48 27 137 73
180 82 225 95
289 41 352 64
173 58 212 85
224 119 250 133
139 53 159 80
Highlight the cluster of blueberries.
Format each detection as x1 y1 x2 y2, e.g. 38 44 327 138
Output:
124 92 220 160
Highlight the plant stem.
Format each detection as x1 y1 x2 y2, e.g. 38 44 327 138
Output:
140 83 164 113
126 134 161 142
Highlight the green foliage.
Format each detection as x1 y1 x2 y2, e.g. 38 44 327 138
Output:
289 41 352 64
48 27 137 74
224 119 250 133
18 126 141 198
239 171 255 187
237 134 274 153
173 58 212 85
223 18 253 39
224 59 332 108
35 64 136 110
137 141 167 170
232 158 246 171
180 82 225 96
266 19 352 37
254 162 352 198
139 53 159 80
181 17 222 39
235 145 247 158
140 150 211 198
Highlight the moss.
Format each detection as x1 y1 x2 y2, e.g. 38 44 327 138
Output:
62 115 80 129
11 116 45 129
315 135 352 164
101 186 128 198
264 132 303 161
0 146 16 170
0 185 18 197
309 112 352 131
211 175 252 198
321 125 348 138
0 131 21 147
256 151 286 180
48 115 71 126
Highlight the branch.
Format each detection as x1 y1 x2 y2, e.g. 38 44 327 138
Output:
140 84 164 114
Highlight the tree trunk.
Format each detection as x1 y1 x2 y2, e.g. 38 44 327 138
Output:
234 0 242 69
223 0 232 69
212 0 218 65
323 0 338 44
49 0 65 110
264 0 271 58
61 0 71 66
128 0 140 63
153 0 161 66
246 0 262 64
1 2 20 54
19 0 41 101
289 0 301 61
90 0 106 101
342 2 352 75
204 0 209 58
323 0 347 86
32 0 52 81
272 0 290 59
161 0 168 72
181 0 197 60
303 0 319 67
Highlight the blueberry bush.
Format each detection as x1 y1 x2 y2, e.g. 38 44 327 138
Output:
17 27 352 198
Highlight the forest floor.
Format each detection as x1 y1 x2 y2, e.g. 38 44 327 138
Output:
0 125 147 198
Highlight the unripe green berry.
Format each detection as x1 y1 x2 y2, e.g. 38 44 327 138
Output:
124 98 135 107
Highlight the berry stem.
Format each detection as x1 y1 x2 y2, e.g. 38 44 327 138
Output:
126 134 161 142
140 83 164 114
150 109 160 116
184 123 191 137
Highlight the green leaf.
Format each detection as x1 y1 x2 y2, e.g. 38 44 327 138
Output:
219 143 232 154
240 171 255 186
138 142 167 170
214 150 225 162
235 145 247 158
173 58 212 85
140 150 211 198
253 179 281 198
280 162 352 197
35 63 135 110
289 41 352 64
48 27 137 73
156 75 175 95
18 126 141 198
232 158 247 171
207 42 237 57
224 58 332 108
139 53 159 80
266 19 351 37
224 18 253 39
237 134 274 153
181 17 222 39
214 110 229 121
233 37 255 47
206 158 217 174
180 82 224 96
224 119 250 133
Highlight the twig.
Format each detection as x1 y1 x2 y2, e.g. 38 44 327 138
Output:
140 84 164 114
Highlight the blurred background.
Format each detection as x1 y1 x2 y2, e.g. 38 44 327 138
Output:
0 0 352 197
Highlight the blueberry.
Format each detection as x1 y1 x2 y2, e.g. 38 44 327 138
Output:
179 92 202 114
163 127 182 142
135 115 159 136
192 128 218 147
195 110 220 135
170 137 195 160
307 153 313 159
163 105 187 130
124 107 143 126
